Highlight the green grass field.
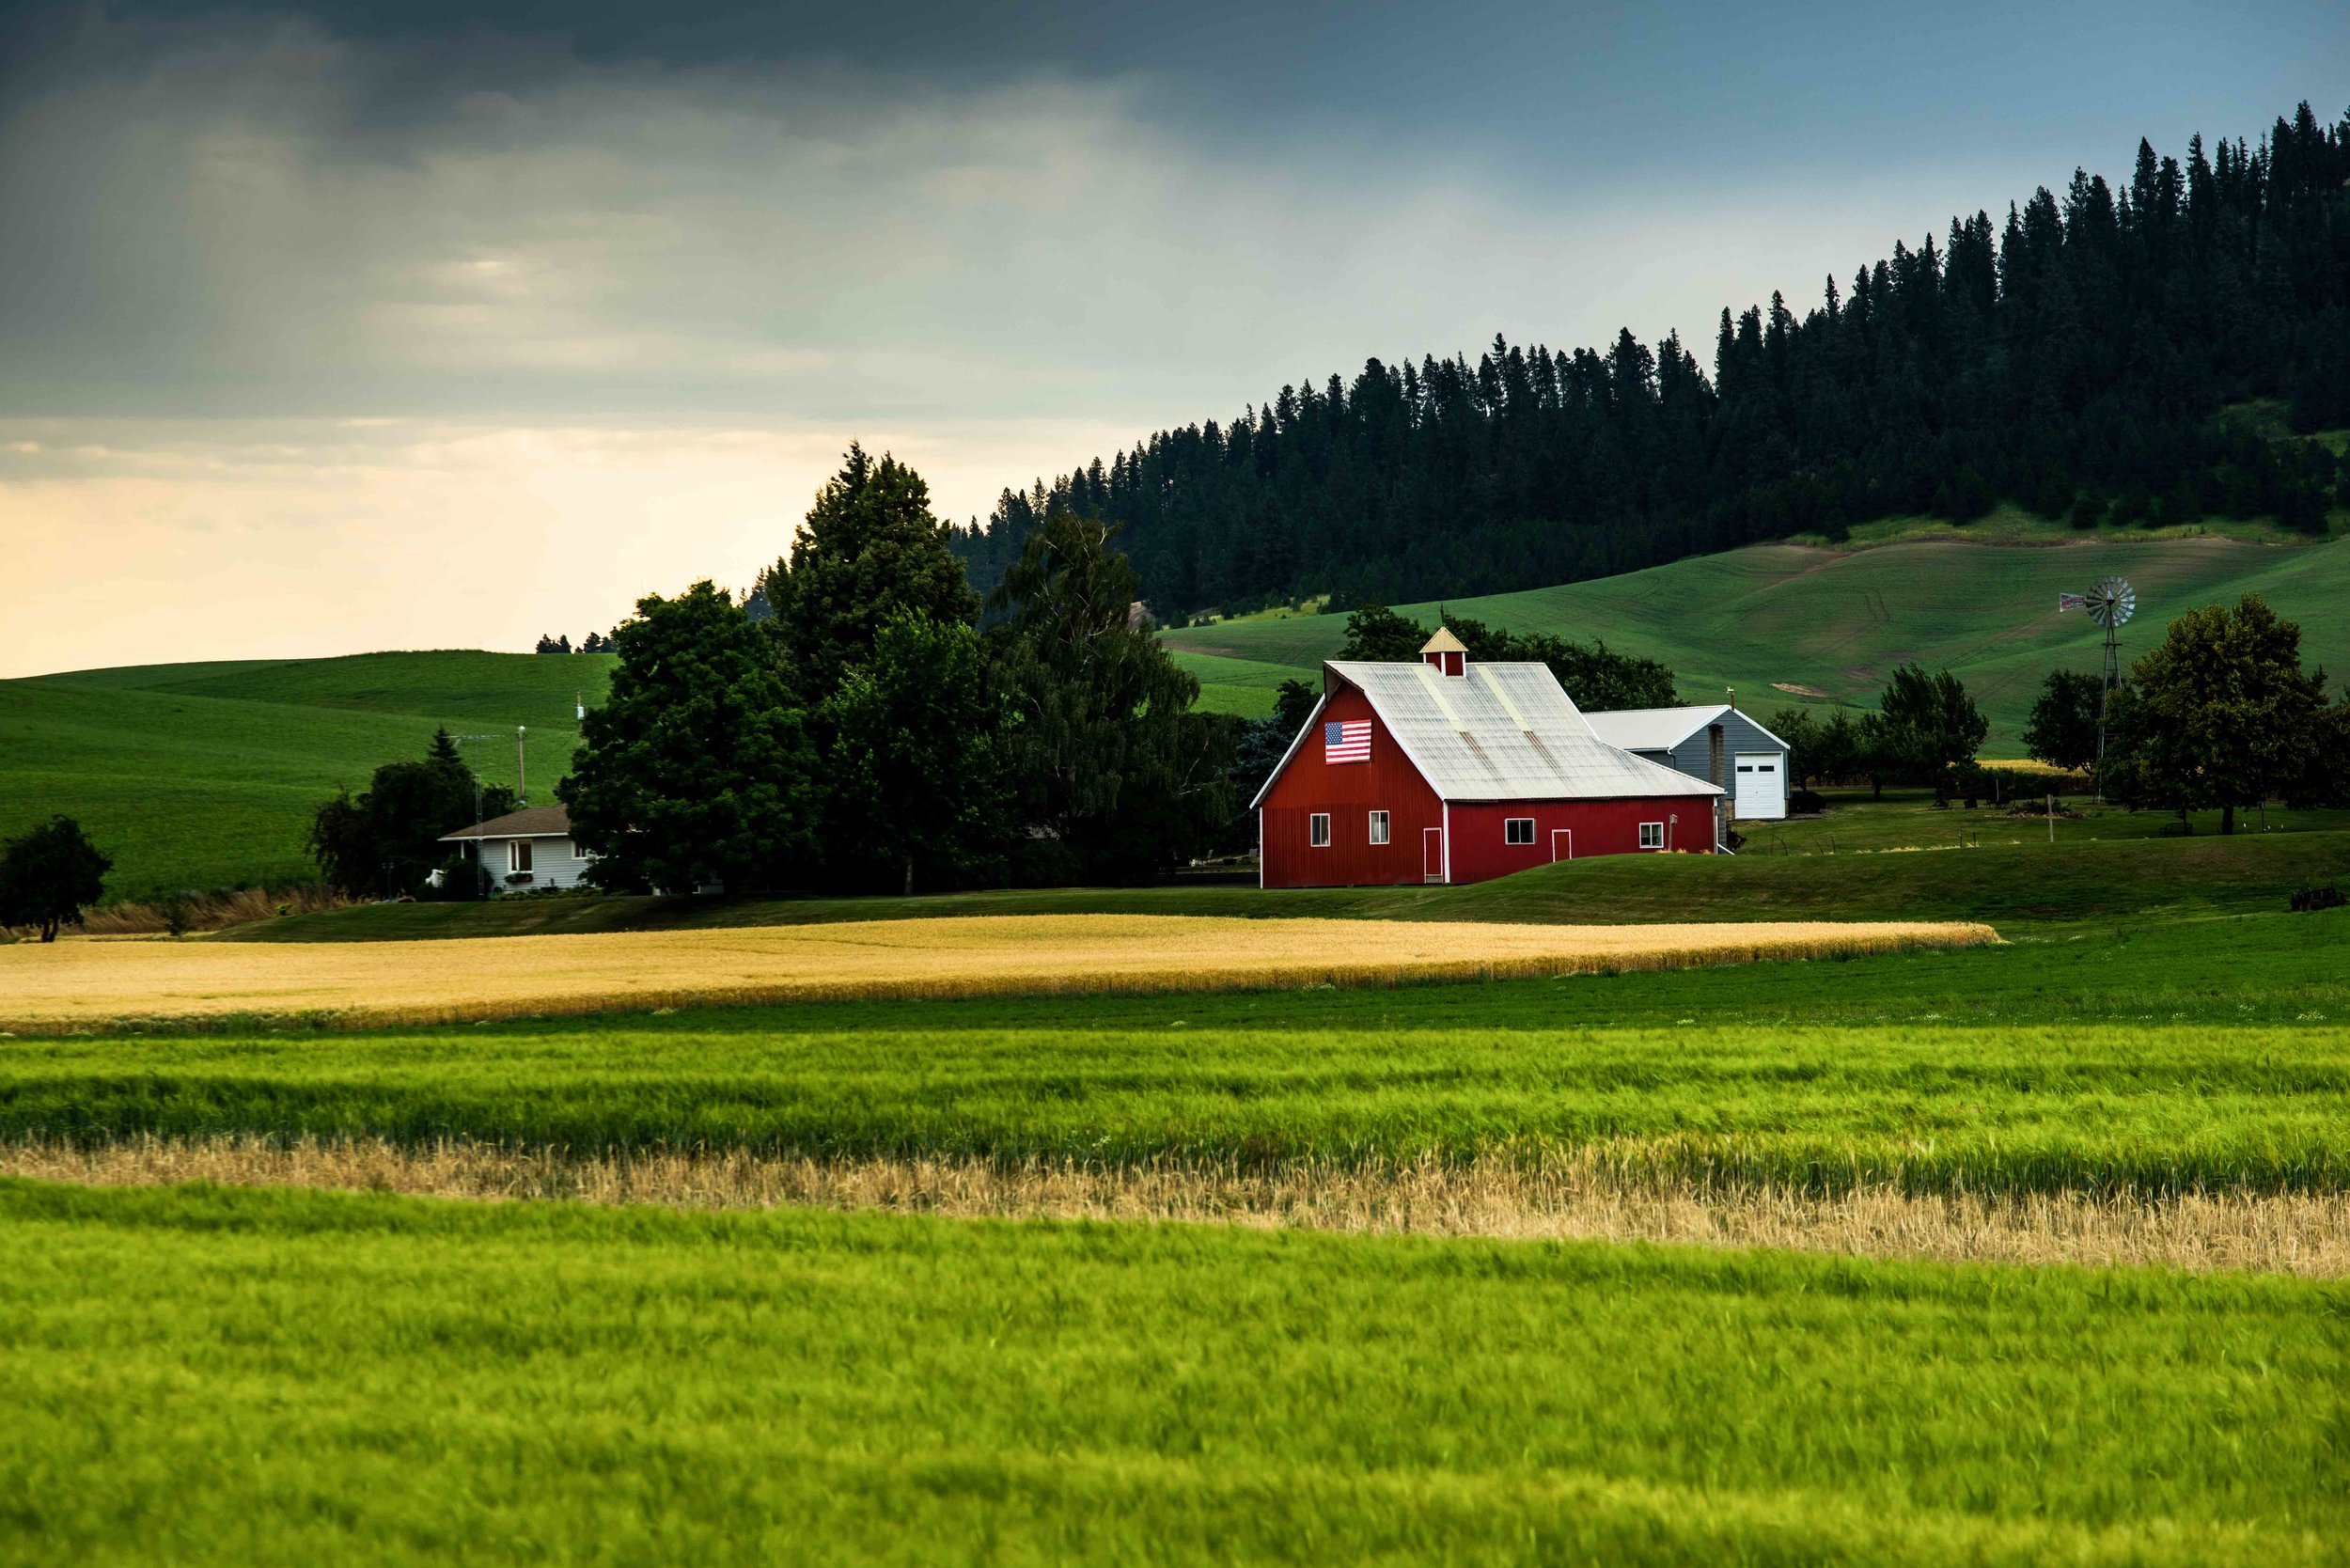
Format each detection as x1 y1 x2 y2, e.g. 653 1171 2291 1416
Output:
226 818 2350 943
8 873 2350 1559
1162 526 2350 731
5 1179 2343 1566
0 651 610 900
15 910 2350 1191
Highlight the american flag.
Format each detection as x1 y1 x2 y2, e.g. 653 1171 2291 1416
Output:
1324 719 1371 763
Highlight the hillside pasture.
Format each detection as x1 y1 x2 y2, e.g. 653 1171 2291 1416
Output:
0 651 605 900
1162 532 2350 744
0 914 1991 1029
6 534 2345 898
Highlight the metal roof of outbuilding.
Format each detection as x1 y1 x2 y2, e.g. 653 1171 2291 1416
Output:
1249 660 1724 808
1581 704 1791 753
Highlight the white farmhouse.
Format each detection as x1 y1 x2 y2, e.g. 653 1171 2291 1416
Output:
438 805 595 895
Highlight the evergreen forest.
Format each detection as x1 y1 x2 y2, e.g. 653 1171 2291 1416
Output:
950 103 2350 618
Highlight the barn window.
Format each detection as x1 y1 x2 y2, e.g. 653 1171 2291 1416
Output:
509 839 534 872
1504 818 1535 845
1638 822 1665 849
1368 810 1389 845
1309 813 1332 847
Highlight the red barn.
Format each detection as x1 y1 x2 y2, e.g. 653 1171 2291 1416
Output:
1250 630 1726 887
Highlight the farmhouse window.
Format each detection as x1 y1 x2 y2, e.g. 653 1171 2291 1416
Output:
1368 810 1389 845
1638 822 1665 849
1504 818 1535 845
509 839 533 872
1309 813 1332 848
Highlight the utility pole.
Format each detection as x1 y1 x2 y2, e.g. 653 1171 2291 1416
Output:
517 726 528 806
448 733 502 824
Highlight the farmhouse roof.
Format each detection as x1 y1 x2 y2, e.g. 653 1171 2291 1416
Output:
1582 704 1791 753
439 804 572 841
1251 661 1724 808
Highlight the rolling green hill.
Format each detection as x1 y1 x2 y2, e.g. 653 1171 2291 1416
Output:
8 525 2347 901
0 652 613 901
1162 526 2350 743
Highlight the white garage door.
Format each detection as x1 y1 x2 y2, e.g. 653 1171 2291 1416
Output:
1732 752 1784 820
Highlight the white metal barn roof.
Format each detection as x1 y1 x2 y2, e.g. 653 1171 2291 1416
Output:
1305 660 1723 804
1582 704 1790 753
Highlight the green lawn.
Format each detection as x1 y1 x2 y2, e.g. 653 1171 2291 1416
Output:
227 823 2350 942
1734 786 2350 855
3 1180 2343 1565
16 911 2350 1192
0 652 606 901
11 896 2350 1560
1161 529 2350 741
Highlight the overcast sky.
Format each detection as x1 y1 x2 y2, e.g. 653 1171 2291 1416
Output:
3 0 2345 676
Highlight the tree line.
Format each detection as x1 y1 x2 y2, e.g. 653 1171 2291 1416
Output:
298 447 1242 899
555 447 1239 895
1770 593 2350 828
949 102 2350 620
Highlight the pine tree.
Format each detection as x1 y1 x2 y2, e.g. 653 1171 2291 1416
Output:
761 444 979 706
983 510 1233 882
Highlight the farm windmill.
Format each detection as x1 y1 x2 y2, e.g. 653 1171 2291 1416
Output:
2058 574 2136 781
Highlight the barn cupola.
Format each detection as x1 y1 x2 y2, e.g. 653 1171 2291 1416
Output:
1419 626 1467 678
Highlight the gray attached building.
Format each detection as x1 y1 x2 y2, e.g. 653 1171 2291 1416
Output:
1580 704 1791 824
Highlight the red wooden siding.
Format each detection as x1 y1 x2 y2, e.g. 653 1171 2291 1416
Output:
1444 799 1699 884
1259 686 1443 888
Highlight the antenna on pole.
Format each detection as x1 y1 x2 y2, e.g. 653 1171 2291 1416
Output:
517 726 527 806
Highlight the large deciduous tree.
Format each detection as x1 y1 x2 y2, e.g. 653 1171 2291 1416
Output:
561 581 819 893
822 609 1006 896
2100 594 2338 833
1227 678 1323 841
306 727 482 898
0 816 113 942
2021 669 2107 774
1769 706 1866 788
1862 664 1987 794
760 444 980 707
985 509 1235 882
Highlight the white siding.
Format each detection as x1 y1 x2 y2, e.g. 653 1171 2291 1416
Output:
488 835 595 894
1660 713 1787 822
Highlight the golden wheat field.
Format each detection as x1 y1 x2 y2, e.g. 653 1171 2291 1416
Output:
0 914 1997 1028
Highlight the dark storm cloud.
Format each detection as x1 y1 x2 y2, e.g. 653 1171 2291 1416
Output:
5 0 2348 674
1 0 1919 426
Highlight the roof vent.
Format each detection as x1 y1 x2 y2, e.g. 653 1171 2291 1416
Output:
1419 626 1466 677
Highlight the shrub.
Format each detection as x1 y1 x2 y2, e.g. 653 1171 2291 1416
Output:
2290 883 2345 914
1789 790 1827 815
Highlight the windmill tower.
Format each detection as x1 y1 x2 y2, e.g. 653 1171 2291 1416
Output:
2058 575 2136 782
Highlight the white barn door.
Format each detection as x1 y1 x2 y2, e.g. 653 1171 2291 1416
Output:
1733 753 1785 820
